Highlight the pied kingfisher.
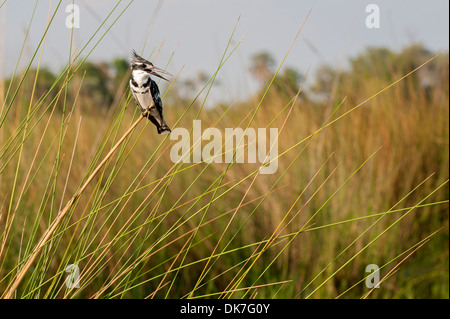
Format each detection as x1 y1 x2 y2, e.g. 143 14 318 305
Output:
129 50 172 134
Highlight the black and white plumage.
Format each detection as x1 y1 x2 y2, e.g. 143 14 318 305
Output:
129 50 172 134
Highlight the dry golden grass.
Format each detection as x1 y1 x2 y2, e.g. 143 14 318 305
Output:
0 6 448 298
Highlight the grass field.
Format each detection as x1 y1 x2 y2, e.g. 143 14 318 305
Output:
0 2 448 299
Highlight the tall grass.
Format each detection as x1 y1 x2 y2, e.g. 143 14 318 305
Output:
0 1 448 298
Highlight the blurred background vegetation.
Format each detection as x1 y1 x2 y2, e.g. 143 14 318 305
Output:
0 42 448 298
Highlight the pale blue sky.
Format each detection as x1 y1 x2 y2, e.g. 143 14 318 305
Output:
0 0 449 101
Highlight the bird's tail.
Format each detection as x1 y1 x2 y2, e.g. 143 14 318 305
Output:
157 122 171 135
144 107 171 135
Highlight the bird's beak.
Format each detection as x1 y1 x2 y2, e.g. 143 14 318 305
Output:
151 66 172 81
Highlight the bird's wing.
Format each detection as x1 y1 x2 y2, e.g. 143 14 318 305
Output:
149 79 163 113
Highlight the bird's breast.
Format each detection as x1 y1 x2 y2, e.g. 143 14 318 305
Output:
132 70 151 85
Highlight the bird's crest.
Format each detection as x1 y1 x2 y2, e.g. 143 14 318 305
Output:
130 50 153 67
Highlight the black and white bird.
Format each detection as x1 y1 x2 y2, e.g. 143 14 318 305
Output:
129 50 172 134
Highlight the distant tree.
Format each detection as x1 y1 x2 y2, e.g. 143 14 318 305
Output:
250 51 305 102
272 67 303 99
309 64 337 100
310 43 448 103
179 71 213 102
77 61 113 108
111 58 129 82
396 44 432 74
3 67 59 110
30 67 58 102
349 47 397 82
250 51 275 83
